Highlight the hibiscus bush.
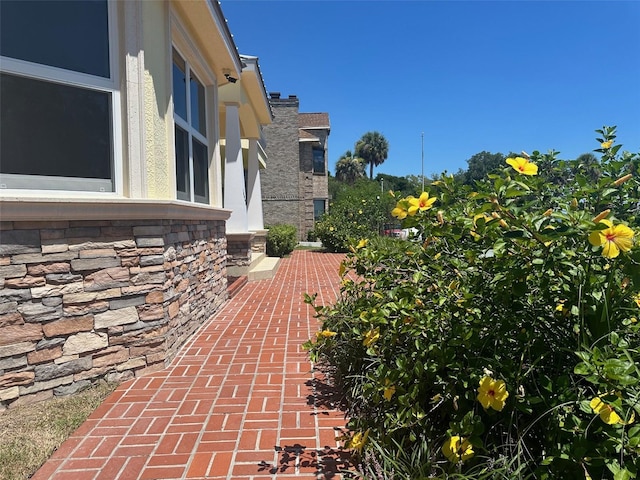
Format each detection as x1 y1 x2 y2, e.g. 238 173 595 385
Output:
314 179 397 252
305 127 640 479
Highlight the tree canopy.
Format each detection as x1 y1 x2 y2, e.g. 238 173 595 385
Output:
335 150 366 184
355 131 389 179
454 151 506 185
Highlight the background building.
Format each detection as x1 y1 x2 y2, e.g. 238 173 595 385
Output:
261 93 330 241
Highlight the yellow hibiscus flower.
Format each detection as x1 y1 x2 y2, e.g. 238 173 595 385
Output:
408 191 437 215
442 435 474 463
588 219 634 258
356 239 368 249
391 198 411 219
506 156 538 176
601 140 613 149
316 330 337 338
477 376 509 411
589 397 635 425
347 429 369 453
362 327 380 347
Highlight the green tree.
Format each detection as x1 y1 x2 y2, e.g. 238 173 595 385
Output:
355 131 389 180
335 150 366 184
455 151 505 185
375 173 420 198
575 152 601 183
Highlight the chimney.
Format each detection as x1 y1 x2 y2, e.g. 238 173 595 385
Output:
269 92 281 99
288 95 297 99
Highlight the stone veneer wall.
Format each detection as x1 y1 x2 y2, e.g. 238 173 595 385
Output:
0 218 227 410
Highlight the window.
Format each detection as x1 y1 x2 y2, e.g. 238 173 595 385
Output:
0 0 117 192
314 199 326 220
312 147 325 175
172 48 209 204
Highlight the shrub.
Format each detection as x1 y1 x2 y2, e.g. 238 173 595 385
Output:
307 229 318 242
306 127 640 479
266 224 297 257
315 179 397 253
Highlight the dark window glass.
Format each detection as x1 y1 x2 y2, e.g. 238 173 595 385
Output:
175 126 190 200
0 0 110 78
172 51 187 122
313 148 325 174
190 75 206 136
0 72 112 180
314 199 326 220
192 138 209 203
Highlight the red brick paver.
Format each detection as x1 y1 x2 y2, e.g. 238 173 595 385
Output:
33 251 352 480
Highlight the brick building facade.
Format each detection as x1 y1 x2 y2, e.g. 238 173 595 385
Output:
261 93 330 241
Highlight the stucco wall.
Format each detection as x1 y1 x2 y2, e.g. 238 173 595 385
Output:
143 0 173 200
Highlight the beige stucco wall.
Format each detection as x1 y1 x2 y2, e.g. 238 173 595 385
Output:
142 1 173 201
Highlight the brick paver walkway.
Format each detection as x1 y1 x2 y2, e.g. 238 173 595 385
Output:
33 251 352 480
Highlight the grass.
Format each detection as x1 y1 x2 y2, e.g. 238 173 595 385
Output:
0 381 118 480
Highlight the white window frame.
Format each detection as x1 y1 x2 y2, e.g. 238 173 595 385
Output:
0 0 122 194
170 14 216 206
173 49 209 204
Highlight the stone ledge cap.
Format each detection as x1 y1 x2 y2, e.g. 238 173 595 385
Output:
0 198 231 222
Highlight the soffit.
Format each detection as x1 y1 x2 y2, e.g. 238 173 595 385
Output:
171 0 242 85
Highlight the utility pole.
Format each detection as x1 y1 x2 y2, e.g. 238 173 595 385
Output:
421 132 425 192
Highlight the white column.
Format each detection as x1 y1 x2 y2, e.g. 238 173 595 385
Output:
223 103 248 233
247 139 264 231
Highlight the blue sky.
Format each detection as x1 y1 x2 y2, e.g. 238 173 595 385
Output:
221 1 640 179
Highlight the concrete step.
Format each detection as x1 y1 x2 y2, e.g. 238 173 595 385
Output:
250 252 265 269
248 255 280 281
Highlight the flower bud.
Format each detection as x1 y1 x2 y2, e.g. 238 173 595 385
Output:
543 208 553 217
613 174 632 187
592 209 611 223
520 150 530 159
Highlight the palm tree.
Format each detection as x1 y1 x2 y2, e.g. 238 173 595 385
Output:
355 131 389 179
335 150 366 184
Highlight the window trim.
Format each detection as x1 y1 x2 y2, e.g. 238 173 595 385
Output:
0 0 122 195
312 147 326 175
172 47 210 204
313 198 326 221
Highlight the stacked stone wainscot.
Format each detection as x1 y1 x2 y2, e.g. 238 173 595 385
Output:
0 199 230 410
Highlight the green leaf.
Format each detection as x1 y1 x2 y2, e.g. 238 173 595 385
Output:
614 469 632 480
503 229 526 238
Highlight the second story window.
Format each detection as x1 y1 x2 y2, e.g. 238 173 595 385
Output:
312 147 325 175
172 48 208 204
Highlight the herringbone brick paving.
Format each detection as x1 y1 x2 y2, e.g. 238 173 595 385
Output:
33 251 352 479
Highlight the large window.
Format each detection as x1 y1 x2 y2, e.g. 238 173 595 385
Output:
172 48 209 204
0 0 117 192
312 147 325 175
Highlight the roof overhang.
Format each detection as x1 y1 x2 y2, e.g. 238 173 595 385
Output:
171 0 242 85
240 55 273 125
